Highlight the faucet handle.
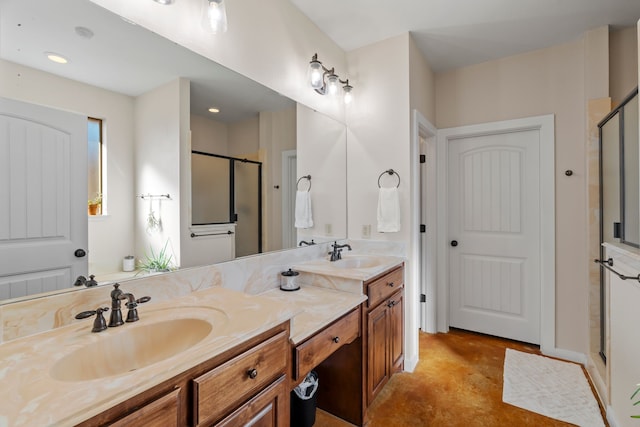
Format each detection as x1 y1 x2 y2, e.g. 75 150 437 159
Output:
75 307 110 333
125 296 151 323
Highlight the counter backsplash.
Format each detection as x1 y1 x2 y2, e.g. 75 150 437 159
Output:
0 239 405 343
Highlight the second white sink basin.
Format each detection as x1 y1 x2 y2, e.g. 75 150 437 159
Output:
50 316 217 382
331 256 379 269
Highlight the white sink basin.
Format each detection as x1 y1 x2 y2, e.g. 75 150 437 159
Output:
331 256 379 269
50 316 217 382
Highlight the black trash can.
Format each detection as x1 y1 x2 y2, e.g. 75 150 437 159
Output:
290 370 318 427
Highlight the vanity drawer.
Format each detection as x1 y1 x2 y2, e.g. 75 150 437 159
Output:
367 266 404 308
294 307 360 381
192 330 289 426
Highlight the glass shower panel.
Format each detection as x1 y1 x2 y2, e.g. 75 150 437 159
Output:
601 113 621 244
191 153 230 224
234 161 261 257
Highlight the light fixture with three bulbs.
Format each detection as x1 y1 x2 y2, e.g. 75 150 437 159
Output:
308 53 353 104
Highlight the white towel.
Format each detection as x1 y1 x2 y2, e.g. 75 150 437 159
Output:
295 190 313 228
377 187 400 232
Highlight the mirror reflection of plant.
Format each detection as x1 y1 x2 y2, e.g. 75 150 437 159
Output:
88 193 102 206
137 240 173 273
632 384 640 418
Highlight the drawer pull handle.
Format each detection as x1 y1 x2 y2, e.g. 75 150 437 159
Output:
332 336 340 344
247 368 258 379
387 282 395 287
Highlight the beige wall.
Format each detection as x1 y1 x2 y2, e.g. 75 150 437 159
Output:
435 39 589 353
409 35 436 124
610 26 638 106
191 114 229 154
229 116 260 159
135 78 184 268
0 59 136 275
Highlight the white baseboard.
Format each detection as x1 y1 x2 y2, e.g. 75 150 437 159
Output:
404 355 419 373
607 405 620 427
541 346 587 365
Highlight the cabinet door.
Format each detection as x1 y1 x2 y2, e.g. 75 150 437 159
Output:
389 290 404 373
215 376 288 427
367 301 390 403
110 388 181 427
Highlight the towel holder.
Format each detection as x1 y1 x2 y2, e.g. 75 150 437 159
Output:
297 175 312 191
378 169 400 188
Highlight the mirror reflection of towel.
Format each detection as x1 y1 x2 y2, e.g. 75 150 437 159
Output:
295 191 313 228
377 187 400 232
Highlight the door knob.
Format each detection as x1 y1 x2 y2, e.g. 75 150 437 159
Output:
74 249 87 258
450 240 458 247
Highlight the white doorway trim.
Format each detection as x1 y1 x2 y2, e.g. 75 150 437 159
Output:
281 150 297 248
412 110 437 334
435 115 555 353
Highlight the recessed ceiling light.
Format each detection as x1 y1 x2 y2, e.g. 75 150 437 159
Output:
45 52 68 64
152 0 175 4
208 108 220 113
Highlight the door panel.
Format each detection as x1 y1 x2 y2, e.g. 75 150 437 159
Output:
0 97 87 300
448 129 540 344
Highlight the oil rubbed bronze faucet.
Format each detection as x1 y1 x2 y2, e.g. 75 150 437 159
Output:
108 283 151 328
75 283 151 332
329 241 352 261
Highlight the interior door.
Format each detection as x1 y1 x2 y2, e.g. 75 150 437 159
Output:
448 129 541 344
0 97 87 300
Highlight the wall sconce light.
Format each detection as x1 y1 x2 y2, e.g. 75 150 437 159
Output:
308 53 353 104
202 0 228 34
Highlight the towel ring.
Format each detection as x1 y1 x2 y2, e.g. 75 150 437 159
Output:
378 169 400 188
297 175 312 191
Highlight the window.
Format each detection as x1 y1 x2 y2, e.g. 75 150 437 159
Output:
88 118 103 214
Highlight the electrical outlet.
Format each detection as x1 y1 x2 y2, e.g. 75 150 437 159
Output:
325 223 332 235
362 224 371 238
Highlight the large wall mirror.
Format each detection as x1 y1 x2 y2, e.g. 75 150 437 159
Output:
0 0 347 303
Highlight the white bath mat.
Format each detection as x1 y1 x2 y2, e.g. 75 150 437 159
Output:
502 349 604 427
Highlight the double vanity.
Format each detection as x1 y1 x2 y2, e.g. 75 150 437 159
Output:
0 252 404 426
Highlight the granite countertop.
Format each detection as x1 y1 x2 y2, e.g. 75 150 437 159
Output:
0 287 296 427
293 254 404 281
259 286 367 345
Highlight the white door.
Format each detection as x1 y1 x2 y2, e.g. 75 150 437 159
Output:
0 97 87 300
448 129 541 344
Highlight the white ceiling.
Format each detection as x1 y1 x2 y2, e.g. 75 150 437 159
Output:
0 0 293 123
289 0 640 72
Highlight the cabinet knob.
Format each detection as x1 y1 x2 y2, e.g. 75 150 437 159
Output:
247 368 258 379
332 336 340 344
387 300 397 308
387 282 395 287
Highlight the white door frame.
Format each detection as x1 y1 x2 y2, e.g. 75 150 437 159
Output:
281 149 297 248
435 115 555 353
412 110 438 334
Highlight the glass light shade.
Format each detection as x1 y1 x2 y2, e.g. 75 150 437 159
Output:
326 73 339 96
308 60 324 90
153 0 175 4
343 84 353 104
202 0 228 34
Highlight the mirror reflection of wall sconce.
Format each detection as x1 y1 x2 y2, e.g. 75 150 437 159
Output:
152 0 228 35
202 0 228 34
307 53 354 104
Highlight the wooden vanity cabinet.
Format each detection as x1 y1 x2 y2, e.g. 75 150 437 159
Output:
315 264 404 426
75 322 290 427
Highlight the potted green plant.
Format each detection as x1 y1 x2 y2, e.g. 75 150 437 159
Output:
88 193 102 215
137 241 174 273
631 384 640 418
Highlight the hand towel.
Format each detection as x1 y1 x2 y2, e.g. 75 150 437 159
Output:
295 190 313 228
377 187 400 232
